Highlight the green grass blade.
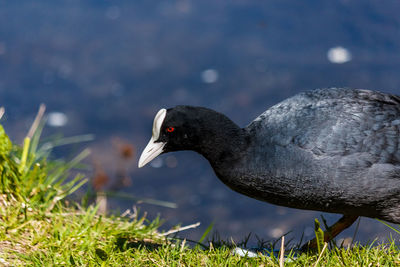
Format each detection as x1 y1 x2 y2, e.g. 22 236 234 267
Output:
18 137 31 174
314 218 324 254
377 219 400 234
197 222 214 245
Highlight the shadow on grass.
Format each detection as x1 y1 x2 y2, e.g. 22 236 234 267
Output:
115 236 164 251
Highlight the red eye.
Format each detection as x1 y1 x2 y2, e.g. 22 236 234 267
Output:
166 127 175 133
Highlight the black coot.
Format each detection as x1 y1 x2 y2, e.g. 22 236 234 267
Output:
138 88 400 249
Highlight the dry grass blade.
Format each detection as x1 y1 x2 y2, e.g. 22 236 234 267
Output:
313 242 328 267
27 103 46 139
160 222 201 236
279 235 285 267
180 239 186 253
0 107 5 120
96 191 108 215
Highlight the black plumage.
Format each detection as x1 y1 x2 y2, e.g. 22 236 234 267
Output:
139 88 400 247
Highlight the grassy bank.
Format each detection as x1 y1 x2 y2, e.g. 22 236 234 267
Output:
2 194 400 266
1 114 400 266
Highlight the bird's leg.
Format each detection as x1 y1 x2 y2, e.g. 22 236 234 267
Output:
300 215 359 252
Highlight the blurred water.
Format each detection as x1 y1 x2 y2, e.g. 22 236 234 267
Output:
1 0 400 246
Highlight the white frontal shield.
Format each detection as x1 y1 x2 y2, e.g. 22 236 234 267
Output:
138 108 167 168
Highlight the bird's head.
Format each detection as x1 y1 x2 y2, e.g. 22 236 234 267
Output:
138 106 206 168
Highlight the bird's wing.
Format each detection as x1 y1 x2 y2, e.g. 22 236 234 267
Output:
248 88 400 164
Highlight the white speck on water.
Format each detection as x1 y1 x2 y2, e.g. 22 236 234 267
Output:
327 46 352 64
47 112 68 127
106 6 120 20
201 69 219 83
269 227 284 238
150 157 163 168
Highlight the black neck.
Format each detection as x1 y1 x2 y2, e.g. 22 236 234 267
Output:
193 116 249 169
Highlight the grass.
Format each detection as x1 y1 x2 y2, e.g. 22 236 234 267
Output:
1 110 400 265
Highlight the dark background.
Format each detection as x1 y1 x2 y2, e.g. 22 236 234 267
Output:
1 0 400 246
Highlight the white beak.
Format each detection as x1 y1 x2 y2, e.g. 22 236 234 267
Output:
138 136 166 168
138 108 167 168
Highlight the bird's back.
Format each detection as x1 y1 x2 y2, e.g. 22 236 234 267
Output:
237 88 400 222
